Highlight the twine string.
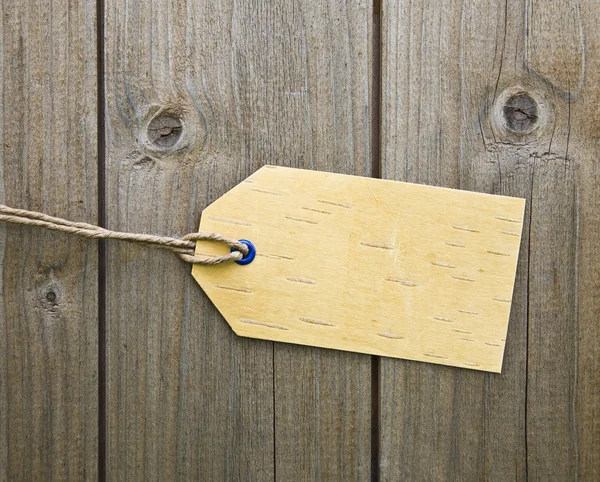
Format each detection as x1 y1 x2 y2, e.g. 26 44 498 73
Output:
0 204 249 265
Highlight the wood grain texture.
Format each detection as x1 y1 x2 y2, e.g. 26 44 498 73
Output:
262 3 373 479
527 2 600 479
380 0 599 480
193 166 524 372
3 0 595 478
104 0 371 479
0 0 98 480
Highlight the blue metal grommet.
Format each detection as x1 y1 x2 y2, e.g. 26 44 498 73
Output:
232 239 256 265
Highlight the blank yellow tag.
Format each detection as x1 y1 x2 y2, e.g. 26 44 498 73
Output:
192 166 525 372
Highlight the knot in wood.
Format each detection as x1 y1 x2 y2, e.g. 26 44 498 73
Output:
502 93 538 133
147 115 183 148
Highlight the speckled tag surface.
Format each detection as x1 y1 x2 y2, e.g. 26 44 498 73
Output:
192 166 525 372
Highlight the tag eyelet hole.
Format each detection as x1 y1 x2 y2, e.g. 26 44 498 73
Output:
232 239 256 265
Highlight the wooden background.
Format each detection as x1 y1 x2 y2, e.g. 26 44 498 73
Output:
1 0 598 480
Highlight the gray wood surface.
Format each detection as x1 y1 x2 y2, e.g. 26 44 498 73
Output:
0 0 98 480
1 0 598 480
380 0 599 480
104 0 372 479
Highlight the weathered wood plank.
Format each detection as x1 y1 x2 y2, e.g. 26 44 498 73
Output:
378 1 532 480
380 1 528 478
104 1 274 479
574 8 600 468
0 0 98 480
104 0 372 479
527 161 578 479
575 149 600 481
381 0 599 480
526 2 599 479
263 1 373 478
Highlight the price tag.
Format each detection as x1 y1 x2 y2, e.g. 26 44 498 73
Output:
192 166 525 372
